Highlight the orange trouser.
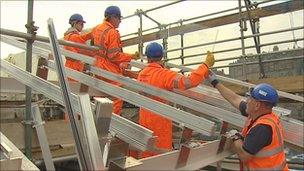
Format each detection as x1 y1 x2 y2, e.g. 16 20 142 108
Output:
94 57 124 115
113 98 123 115
65 59 84 82
139 109 173 158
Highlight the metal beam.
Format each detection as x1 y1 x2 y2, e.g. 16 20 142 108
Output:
77 94 104 170
128 61 304 148
47 18 92 171
111 140 233 170
176 85 303 148
164 62 304 102
122 0 304 46
1 36 216 135
0 59 156 151
2 35 302 148
52 62 216 135
31 104 56 171
0 28 99 51
34 41 304 149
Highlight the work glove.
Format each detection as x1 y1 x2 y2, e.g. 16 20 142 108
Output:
225 129 244 142
208 70 219 87
204 51 215 68
131 51 140 60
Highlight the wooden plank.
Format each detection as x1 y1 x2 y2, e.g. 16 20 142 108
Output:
122 0 304 46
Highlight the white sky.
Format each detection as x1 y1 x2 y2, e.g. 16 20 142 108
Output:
1 0 303 67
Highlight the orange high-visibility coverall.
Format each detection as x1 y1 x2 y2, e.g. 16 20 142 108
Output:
64 27 93 73
91 21 133 115
240 113 288 171
137 62 210 158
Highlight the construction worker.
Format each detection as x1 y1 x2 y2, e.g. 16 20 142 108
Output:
207 71 288 171
137 42 215 158
64 14 93 74
91 6 140 115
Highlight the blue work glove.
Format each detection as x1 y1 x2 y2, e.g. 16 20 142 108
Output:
208 70 219 87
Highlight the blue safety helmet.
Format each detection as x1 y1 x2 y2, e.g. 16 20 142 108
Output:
249 83 279 106
105 6 122 18
69 14 86 24
145 42 164 60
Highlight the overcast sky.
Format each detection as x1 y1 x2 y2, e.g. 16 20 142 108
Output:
1 1 303 63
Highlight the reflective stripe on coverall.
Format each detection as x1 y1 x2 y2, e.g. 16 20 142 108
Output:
137 62 209 158
241 113 289 171
91 21 133 115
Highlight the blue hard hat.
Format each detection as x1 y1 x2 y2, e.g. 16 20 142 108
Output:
250 83 279 106
69 14 86 24
145 42 164 60
105 6 122 18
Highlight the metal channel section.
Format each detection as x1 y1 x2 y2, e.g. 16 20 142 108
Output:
109 114 155 151
165 62 304 102
1 35 154 150
0 59 155 152
113 140 233 170
77 94 104 170
31 104 56 171
47 19 93 171
129 60 299 115
93 61 303 148
131 61 304 148
88 67 245 127
182 85 304 148
2 35 302 148
48 61 216 135
0 36 216 136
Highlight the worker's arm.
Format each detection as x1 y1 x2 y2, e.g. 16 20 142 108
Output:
79 31 92 42
215 83 243 109
163 51 215 90
64 33 82 56
231 124 272 162
232 139 253 162
171 64 209 90
105 30 134 65
208 71 243 109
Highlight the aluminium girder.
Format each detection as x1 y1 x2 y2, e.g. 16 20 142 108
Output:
110 139 233 170
0 59 155 151
1 35 303 148
0 36 216 136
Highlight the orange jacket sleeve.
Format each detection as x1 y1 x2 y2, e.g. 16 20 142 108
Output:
64 32 93 56
79 32 92 42
105 29 132 65
162 63 209 90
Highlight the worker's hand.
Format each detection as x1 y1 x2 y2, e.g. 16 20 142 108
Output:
119 62 131 70
225 129 244 142
131 51 140 60
207 70 219 87
204 51 215 68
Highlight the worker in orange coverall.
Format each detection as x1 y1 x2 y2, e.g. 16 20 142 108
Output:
137 42 215 158
64 14 93 76
91 6 140 115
